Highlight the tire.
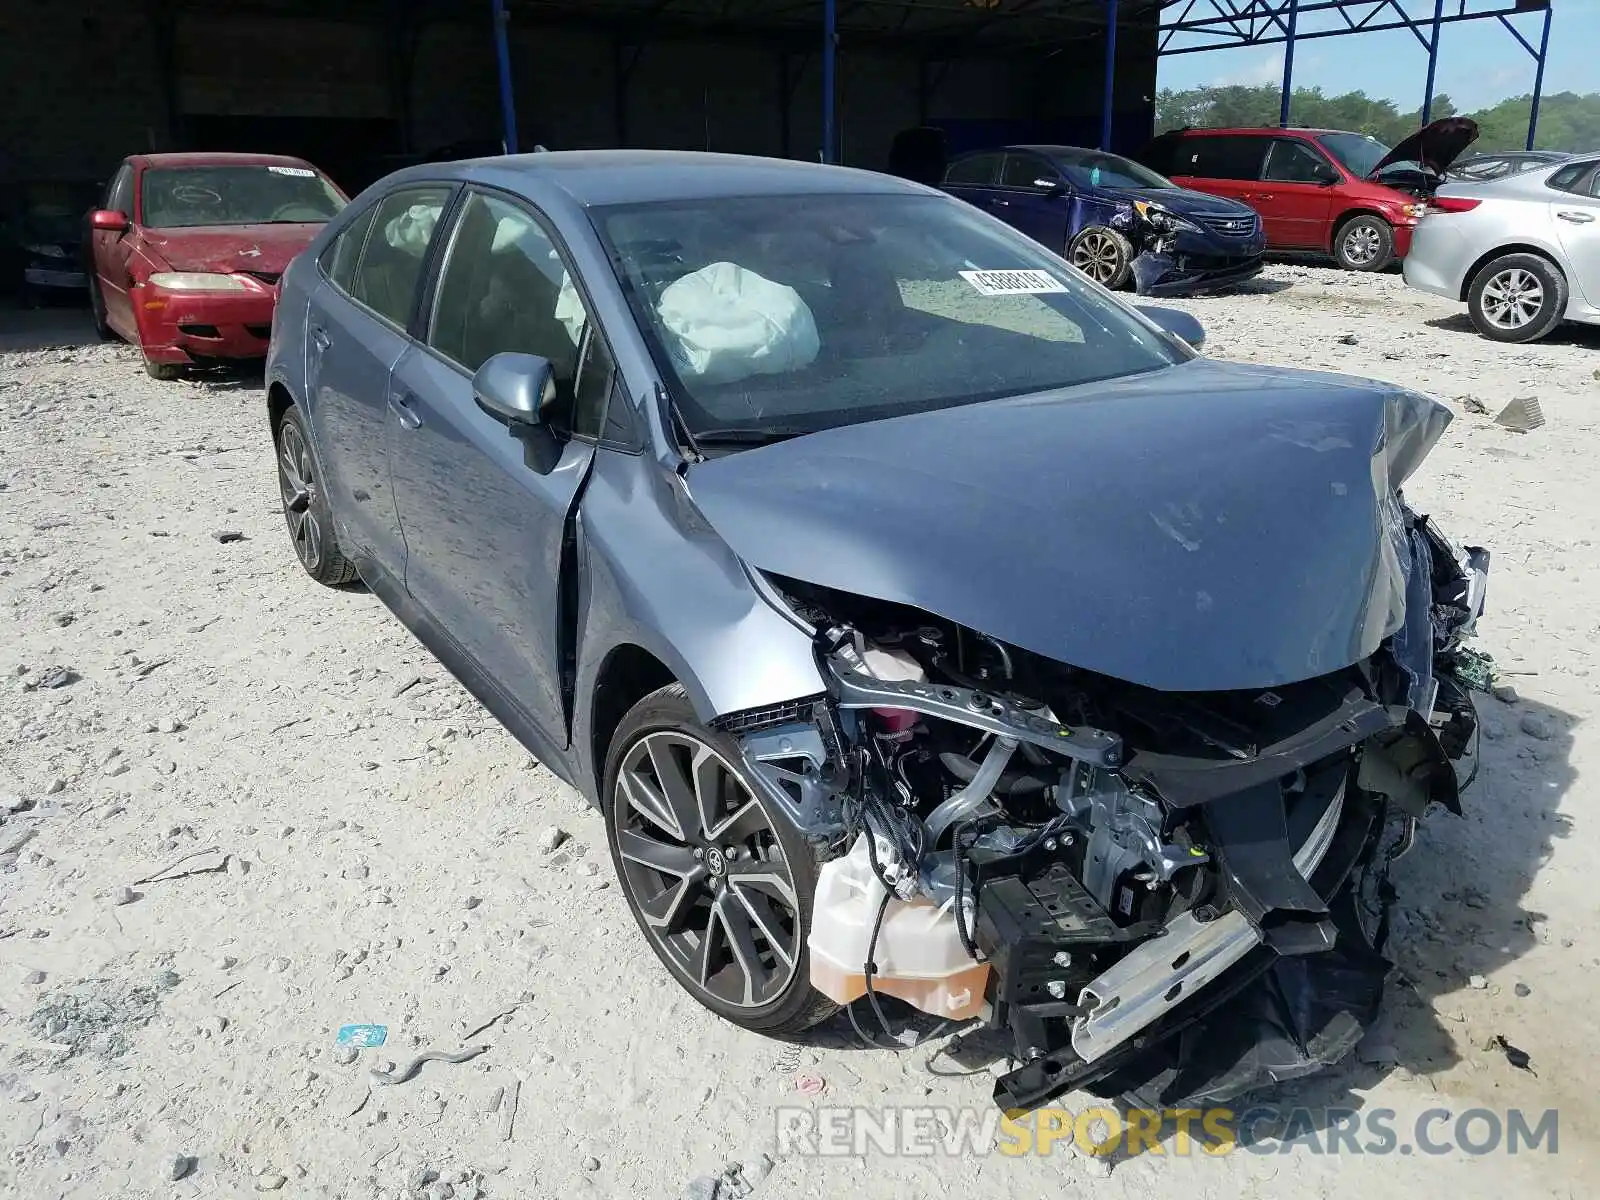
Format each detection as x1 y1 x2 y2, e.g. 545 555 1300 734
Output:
144 360 185 381
1332 215 1394 272
272 405 359 587
1068 226 1134 289
87 277 114 341
602 683 837 1036
1466 252 1568 344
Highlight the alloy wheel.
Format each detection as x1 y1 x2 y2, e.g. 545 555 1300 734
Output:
613 730 802 1011
276 421 324 571
1071 231 1124 284
1341 224 1382 267
1480 268 1544 331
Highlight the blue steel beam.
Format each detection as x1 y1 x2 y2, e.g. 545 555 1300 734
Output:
1421 0 1444 124
491 0 518 154
823 0 837 163
1160 1 1543 53
1525 5 1552 149
1279 0 1298 126
1102 0 1119 150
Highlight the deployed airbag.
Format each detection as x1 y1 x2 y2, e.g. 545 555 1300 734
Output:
656 262 820 385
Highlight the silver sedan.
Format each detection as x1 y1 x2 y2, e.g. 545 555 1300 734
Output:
1404 154 1600 343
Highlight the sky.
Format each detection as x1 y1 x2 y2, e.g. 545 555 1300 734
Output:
1155 0 1595 111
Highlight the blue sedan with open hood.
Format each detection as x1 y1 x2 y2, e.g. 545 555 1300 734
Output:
266 149 1488 1116
942 144 1266 295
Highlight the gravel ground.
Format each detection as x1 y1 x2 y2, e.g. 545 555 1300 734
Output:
2 266 1598 1198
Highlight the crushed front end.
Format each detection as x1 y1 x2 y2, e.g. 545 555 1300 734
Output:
725 508 1489 1113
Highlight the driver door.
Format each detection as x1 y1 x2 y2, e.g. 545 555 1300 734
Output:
1253 140 1338 249
387 189 617 745
995 152 1073 250
91 164 137 338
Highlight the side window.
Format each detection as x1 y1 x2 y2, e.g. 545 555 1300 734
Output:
1547 162 1590 194
1182 136 1267 181
106 166 134 215
1140 134 1177 176
944 153 1000 186
570 323 615 441
1263 139 1332 184
427 191 591 392
320 204 378 293
1001 153 1058 190
349 185 451 327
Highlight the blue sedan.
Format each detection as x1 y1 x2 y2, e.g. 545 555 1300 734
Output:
942 144 1266 293
264 150 1486 1112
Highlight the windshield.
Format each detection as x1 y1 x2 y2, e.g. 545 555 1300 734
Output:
1052 149 1175 190
596 193 1182 439
1317 133 1392 178
140 166 345 229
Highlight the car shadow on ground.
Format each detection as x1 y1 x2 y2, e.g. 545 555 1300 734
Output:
0 298 100 352
1213 276 1295 297
1425 311 1600 349
785 689 1575 1160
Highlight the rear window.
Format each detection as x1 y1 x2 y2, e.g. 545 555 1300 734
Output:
1166 134 1266 182
140 165 345 229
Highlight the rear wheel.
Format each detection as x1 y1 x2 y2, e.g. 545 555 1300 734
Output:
603 684 836 1035
1332 215 1394 271
1466 253 1567 344
273 405 359 586
1069 226 1134 289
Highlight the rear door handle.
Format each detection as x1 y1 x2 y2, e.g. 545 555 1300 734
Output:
310 326 331 351
1556 210 1595 224
388 391 422 430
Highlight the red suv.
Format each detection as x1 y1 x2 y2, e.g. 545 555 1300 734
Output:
1139 120 1477 272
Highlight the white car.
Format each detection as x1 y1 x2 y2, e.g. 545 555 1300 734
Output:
1404 154 1600 343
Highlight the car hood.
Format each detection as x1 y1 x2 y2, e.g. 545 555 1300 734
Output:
687 359 1452 692
1371 117 1479 176
1103 186 1257 219
140 223 325 274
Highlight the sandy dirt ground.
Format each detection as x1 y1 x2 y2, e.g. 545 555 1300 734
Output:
2 266 1598 1199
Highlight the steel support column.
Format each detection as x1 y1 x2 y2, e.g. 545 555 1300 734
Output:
822 0 838 163
1421 0 1445 125
1279 0 1298 126
1101 0 1119 151
491 0 519 155
1526 5 1551 149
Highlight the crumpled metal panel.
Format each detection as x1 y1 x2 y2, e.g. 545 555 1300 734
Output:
686 358 1453 692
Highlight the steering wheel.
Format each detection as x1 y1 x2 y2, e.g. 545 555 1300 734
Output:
267 202 327 223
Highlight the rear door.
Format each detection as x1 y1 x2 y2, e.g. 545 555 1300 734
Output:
305 183 452 582
1255 138 1340 248
387 187 617 743
994 151 1073 250
1165 134 1268 217
1550 162 1600 306
941 152 1005 218
92 164 137 337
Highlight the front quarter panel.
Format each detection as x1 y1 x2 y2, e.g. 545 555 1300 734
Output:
266 252 316 406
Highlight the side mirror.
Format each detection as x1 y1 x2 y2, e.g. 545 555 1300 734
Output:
1035 178 1069 198
472 351 557 429
1314 164 1341 186
91 209 129 232
1135 304 1206 351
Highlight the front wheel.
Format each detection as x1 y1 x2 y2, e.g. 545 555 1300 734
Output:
144 360 185 381
1332 215 1394 271
1467 253 1568 344
603 684 836 1035
1069 226 1134 289
88 278 114 341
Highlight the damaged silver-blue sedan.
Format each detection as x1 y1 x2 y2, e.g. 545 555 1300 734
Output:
266 150 1491 1113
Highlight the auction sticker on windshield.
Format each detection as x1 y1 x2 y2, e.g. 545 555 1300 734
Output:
269 166 316 177
959 269 1069 297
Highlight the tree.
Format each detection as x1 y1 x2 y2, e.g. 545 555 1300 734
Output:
1154 83 1593 152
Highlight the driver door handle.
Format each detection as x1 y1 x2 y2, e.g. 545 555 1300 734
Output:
388 390 422 431
1556 210 1595 224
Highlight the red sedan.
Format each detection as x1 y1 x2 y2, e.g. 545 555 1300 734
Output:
86 152 347 379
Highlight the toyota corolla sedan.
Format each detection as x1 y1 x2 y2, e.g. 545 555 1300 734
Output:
1404 153 1600 343
267 151 1489 1113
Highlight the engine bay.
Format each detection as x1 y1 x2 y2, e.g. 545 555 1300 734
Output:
722 503 1491 1112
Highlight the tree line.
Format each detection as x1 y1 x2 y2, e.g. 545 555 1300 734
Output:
1154 84 1600 153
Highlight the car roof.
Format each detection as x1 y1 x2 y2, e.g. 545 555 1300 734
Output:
1163 127 1346 138
130 152 326 170
394 149 936 208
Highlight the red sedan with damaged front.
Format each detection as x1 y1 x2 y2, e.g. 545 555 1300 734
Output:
86 152 346 379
